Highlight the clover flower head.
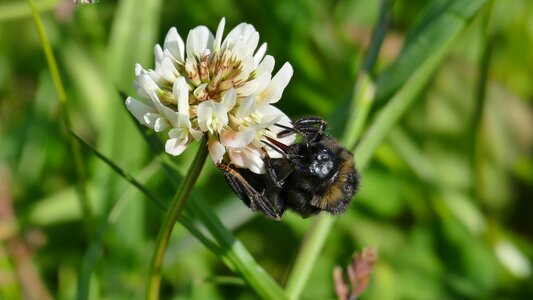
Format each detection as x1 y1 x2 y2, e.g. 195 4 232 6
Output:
125 18 295 174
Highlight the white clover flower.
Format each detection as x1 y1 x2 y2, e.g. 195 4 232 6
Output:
125 18 295 174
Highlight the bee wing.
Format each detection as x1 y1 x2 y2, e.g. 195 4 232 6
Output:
218 164 283 220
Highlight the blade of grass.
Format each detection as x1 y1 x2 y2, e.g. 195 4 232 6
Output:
185 198 289 300
71 131 165 209
26 0 93 232
285 1 391 297
471 0 495 202
147 136 209 300
388 128 437 183
342 73 377 151
342 0 393 148
375 0 489 103
284 0 489 298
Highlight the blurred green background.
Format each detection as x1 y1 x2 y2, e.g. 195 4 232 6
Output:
1 0 532 299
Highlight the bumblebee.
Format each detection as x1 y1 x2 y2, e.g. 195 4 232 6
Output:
218 117 360 220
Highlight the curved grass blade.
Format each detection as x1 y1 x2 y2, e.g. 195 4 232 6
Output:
26 0 93 233
285 0 490 298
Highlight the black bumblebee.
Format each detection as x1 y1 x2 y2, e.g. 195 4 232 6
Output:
217 117 360 220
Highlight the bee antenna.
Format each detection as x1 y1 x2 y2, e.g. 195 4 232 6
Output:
273 123 294 131
261 140 284 155
261 138 289 159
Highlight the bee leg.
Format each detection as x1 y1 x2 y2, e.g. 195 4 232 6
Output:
263 156 292 188
292 117 327 131
274 123 298 139
217 163 284 220
217 163 253 207
276 117 327 142
292 117 327 142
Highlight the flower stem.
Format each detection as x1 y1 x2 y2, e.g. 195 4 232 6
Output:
146 137 209 300
26 0 93 232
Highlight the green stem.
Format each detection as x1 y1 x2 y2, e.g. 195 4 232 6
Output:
26 0 93 231
146 137 209 300
342 73 376 150
284 215 334 299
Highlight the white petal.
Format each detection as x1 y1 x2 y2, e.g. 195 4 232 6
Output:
243 147 265 174
237 96 256 118
176 114 203 141
164 27 185 63
208 140 226 164
234 55 255 82
259 104 296 150
238 71 271 97
228 150 245 167
145 91 180 128
135 63 143 76
253 43 267 67
221 88 237 110
257 105 284 125
213 102 229 130
228 146 265 174
165 137 188 156
143 112 160 129
154 117 169 132
256 55 275 77
125 97 153 125
168 127 184 139
196 100 219 132
147 70 163 86
186 26 214 58
260 105 293 130
247 162 265 174
159 57 178 82
154 44 164 67
223 23 259 55
173 77 189 116
189 127 203 141
214 18 226 51
193 83 208 99
258 62 293 104
220 127 256 148
139 73 160 95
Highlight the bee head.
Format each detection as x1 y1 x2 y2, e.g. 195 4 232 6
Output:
289 143 337 180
